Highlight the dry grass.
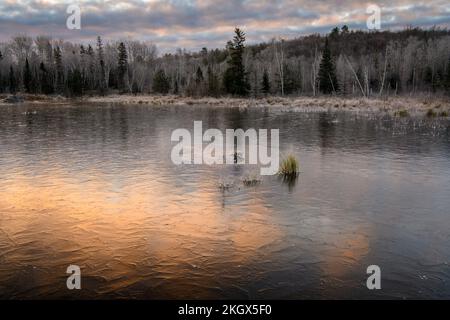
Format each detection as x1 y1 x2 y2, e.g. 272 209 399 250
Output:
84 94 450 115
2 93 450 116
242 175 261 186
278 155 299 177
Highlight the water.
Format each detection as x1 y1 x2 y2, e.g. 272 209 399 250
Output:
0 103 449 299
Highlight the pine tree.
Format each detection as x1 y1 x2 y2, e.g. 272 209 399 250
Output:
223 28 250 96
132 81 140 95
87 44 95 91
261 69 270 95
39 62 53 94
341 25 349 34
117 42 128 92
173 79 179 95
54 46 64 94
330 27 340 40
446 55 450 93
68 68 83 96
152 69 170 94
0 51 4 93
424 66 435 92
97 36 107 94
281 64 301 95
9 66 17 94
79 45 86 91
195 66 204 84
318 38 338 94
23 58 32 93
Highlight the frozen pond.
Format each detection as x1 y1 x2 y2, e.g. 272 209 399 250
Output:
0 103 449 299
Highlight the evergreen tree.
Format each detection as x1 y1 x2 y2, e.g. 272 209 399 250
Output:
132 81 140 95
0 51 3 93
117 42 128 92
261 69 270 95
152 69 170 94
207 65 220 97
318 38 338 94
173 79 179 95
79 45 86 91
68 68 83 96
39 62 54 94
23 58 32 93
97 36 107 94
330 27 340 39
9 66 17 94
87 44 95 91
424 66 435 92
446 55 450 93
54 46 65 94
31 67 40 93
223 28 250 96
282 64 300 95
341 25 349 34
388 71 401 93
195 66 204 84
189 66 205 95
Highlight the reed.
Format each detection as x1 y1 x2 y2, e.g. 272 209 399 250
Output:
278 155 299 177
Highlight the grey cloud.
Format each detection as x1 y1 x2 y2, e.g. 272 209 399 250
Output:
0 0 448 52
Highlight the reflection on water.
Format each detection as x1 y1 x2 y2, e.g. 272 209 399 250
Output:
0 104 449 299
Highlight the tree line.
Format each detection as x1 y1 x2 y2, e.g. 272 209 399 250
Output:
0 26 449 98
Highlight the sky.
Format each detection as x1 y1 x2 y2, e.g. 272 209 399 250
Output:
0 0 449 52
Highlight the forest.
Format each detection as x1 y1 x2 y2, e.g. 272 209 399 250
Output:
0 26 449 98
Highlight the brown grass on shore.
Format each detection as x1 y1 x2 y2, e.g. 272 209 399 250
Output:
2 93 449 115
84 94 450 114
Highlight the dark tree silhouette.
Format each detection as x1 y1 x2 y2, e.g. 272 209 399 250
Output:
23 58 32 93
152 69 170 94
446 55 450 93
54 46 64 94
39 62 54 94
223 28 250 96
9 66 17 94
261 69 270 95
68 68 83 96
207 65 220 97
97 36 107 95
195 66 204 84
318 38 338 94
117 42 128 92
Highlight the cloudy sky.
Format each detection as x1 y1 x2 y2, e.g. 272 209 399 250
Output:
0 0 449 52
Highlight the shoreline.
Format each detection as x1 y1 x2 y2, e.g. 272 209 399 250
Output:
1 94 449 116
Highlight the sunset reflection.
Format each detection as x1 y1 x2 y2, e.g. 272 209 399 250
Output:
1 105 449 299
0 166 282 298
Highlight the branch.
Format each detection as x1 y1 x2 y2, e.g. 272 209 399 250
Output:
344 55 366 98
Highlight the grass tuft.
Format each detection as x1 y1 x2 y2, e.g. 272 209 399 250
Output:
218 182 233 191
395 110 409 117
278 154 299 177
426 109 437 117
243 176 261 186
